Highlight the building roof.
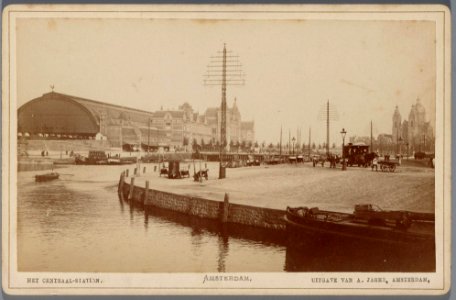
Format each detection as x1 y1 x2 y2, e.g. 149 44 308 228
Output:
48 92 155 118
153 110 185 118
241 121 254 130
205 107 218 118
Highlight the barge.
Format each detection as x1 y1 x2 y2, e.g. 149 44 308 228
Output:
285 204 435 246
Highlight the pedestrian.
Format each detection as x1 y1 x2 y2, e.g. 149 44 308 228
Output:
372 156 378 172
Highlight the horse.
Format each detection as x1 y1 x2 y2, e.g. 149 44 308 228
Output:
327 154 340 168
193 169 209 181
364 152 378 167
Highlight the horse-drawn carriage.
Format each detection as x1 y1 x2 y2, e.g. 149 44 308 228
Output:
159 161 191 179
378 160 398 172
193 168 209 181
343 143 378 167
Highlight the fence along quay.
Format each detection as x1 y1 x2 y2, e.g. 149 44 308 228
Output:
117 170 287 231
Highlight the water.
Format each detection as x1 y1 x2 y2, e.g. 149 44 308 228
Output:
18 165 286 272
17 164 435 273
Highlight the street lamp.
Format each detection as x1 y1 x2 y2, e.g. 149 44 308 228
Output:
340 128 347 171
405 142 409 160
292 137 296 156
147 118 151 153
398 136 403 156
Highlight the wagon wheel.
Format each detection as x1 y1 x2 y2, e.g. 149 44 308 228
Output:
390 164 396 172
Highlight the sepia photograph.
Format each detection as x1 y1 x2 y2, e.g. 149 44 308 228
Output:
2 4 451 295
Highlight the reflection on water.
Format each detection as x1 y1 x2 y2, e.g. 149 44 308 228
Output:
18 165 434 273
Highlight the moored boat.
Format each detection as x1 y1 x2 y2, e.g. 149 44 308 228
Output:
75 151 136 165
35 172 59 182
285 204 435 246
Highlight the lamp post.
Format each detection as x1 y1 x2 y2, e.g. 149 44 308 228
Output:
405 142 409 160
340 128 347 171
292 137 296 156
398 136 403 156
147 118 151 153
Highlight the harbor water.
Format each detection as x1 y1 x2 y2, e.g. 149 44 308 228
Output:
17 164 434 272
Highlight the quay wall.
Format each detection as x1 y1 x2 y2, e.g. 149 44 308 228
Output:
23 139 111 152
119 174 286 231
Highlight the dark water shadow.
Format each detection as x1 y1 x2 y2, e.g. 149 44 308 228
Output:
284 230 436 272
121 196 435 273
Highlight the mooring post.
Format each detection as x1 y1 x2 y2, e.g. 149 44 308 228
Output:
118 171 125 200
144 180 150 205
221 193 230 223
126 169 129 177
128 177 135 201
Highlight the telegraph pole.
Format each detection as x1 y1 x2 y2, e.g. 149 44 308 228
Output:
308 127 311 156
370 120 373 152
280 125 282 156
204 44 245 179
318 100 338 156
326 100 329 155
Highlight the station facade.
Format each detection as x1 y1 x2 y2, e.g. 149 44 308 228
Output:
18 91 255 150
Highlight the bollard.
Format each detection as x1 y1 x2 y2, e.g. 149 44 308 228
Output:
118 172 125 200
128 177 135 201
144 180 150 205
126 169 129 177
134 168 137 176
154 165 157 172
221 193 230 223
143 166 146 174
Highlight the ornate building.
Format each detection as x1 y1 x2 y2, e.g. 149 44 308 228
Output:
18 91 255 150
204 98 254 147
392 98 434 153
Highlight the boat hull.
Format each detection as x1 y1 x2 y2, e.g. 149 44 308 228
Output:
35 173 59 182
284 210 435 248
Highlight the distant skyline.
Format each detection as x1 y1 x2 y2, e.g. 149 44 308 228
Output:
16 18 436 145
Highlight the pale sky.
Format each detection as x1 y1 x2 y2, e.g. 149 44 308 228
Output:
16 18 436 145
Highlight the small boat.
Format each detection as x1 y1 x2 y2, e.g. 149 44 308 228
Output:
35 172 59 182
285 204 435 246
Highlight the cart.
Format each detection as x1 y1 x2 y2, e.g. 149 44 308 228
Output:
378 161 397 172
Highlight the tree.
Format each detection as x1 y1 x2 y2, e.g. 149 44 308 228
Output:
201 138 206 150
192 138 198 151
318 144 321 149
261 141 266 148
312 143 316 149
254 141 259 148
241 140 246 150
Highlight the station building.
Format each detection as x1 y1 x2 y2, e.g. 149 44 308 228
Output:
18 91 255 150
18 92 163 150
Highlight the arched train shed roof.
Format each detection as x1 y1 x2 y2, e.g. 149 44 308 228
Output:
18 92 155 135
